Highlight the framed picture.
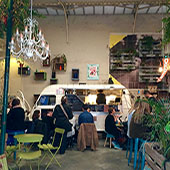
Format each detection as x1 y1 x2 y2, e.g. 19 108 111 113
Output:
87 64 99 80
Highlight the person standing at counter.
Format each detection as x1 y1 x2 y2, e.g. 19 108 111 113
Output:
78 104 94 126
96 89 106 105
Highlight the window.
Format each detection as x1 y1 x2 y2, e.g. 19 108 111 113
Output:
37 95 56 106
66 94 84 111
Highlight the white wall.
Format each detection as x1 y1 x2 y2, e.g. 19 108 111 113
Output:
0 14 162 107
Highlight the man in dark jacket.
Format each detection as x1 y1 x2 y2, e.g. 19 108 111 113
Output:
144 90 158 112
53 96 73 154
96 90 106 105
6 98 25 145
78 104 94 126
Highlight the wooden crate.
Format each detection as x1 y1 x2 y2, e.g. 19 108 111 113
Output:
145 143 170 170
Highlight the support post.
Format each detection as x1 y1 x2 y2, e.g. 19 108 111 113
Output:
0 0 13 154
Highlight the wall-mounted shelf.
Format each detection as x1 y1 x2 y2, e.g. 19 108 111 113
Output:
55 63 66 71
72 69 79 81
43 55 50 67
34 72 47 81
18 67 31 75
50 78 58 84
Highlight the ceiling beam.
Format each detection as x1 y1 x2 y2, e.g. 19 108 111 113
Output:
33 0 169 9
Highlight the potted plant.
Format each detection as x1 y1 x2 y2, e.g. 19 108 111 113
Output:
144 98 170 169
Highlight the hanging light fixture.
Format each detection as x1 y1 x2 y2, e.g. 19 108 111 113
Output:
10 0 49 61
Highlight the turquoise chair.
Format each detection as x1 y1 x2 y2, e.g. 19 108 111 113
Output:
137 139 148 170
127 138 148 170
127 138 133 165
104 132 115 148
6 130 24 160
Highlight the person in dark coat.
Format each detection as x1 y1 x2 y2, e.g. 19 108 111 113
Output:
42 111 55 142
105 107 122 149
53 96 73 154
7 98 25 131
144 90 157 112
96 89 106 105
32 110 48 144
6 98 25 145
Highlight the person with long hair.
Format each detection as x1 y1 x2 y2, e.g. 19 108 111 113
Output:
129 100 151 139
127 100 140 138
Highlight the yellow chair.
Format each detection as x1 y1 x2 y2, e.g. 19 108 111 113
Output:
38 128 65 170
14 134 43 170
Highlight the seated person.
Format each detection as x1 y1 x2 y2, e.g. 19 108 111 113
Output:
105 107 123 149
6 98 25 145
129 100 151 140
42 111 55 142
96 89 106 105
32 110 48 144
78 104 94 126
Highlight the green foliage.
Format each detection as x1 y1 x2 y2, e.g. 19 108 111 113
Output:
126 65 133 72
162 0 170 45
0 0 42 39
140 36 154 51
162 17 170 45
144 98 170 158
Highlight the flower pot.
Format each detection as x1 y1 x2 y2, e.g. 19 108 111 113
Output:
145 143 170 170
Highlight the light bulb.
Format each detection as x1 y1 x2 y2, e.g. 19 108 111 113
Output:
159 67 163 72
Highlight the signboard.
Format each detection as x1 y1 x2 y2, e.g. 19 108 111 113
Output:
87 64 99 80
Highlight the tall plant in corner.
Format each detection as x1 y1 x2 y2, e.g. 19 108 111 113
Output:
0 0 41 39
144 98 170 159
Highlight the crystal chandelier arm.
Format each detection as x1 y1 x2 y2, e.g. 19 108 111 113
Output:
9 0 50 61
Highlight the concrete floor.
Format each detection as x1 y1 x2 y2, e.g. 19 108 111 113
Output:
8 140 133 170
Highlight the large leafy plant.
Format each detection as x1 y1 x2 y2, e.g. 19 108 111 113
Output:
162 0 170 45
144 98 170 158
0 0 41 39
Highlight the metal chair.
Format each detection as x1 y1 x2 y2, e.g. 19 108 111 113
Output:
14 134 43 170
38 128 65 170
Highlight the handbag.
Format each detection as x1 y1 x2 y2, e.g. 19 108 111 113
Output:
60 104 73 132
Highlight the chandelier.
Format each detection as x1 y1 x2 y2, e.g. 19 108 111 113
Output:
10 0 49 61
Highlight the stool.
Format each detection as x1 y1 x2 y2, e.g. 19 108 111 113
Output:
127 138 133 165
104 132 115 148
128 138 147 170
137 139 148 170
